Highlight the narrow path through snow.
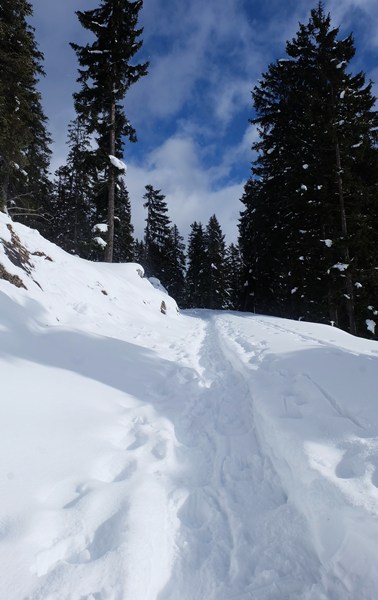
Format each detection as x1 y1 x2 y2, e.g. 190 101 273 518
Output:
158 314 323 600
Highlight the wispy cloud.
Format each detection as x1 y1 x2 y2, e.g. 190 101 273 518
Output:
126 134 244 244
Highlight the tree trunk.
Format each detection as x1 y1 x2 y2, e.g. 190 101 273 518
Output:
104 99 116 263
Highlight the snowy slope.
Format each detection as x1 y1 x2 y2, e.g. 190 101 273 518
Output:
1 212 378 600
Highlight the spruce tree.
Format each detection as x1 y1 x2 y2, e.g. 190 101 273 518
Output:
71 0 148 262
164 224 186 305
113 179 135 262
134 239 145 266
0 0 51 218
185 221 208 308
143 184 172 282
239 2 378 336
203 215 227 309
49 118 96 257
225 243 242 310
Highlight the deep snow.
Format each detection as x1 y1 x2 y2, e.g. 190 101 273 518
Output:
1 212 378 600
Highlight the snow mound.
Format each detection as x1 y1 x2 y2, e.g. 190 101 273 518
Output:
0 212 178 328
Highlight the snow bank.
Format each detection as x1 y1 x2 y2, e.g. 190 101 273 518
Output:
216 313 378 598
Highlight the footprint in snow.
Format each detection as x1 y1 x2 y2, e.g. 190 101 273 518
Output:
126 431 148 451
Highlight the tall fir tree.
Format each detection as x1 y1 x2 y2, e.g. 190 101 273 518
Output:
203 214 227 309
239 3 378 337
164 224 186 306
143 184 172 282
113 179 135 262
224 243 242 310
0 0 51 220
71 0 148 262
49 118 96 257
185 221 208 308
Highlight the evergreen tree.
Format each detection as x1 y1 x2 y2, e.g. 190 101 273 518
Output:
185 221 208 308
164 224 186 305
143 184 171 281
49 118 96 257
225 243 242 310
0 0 51 219
203 214 227 309
239 3 378 337
134 238 145 266
113 179 135 262
71 0 148 262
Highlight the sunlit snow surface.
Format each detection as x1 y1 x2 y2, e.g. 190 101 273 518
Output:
1 212 378 600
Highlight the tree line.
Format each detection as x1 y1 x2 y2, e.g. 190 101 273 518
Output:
1 1 377 336
239 3 378 338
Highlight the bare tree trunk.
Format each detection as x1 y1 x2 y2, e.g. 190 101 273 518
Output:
104 99 116 263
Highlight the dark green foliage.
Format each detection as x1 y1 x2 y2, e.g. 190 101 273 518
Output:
113 179 135 263
185 221 208 308
143 184 172 280
134 239 145 266
202 215 227 309
0 0 51 221
49 118 96 257
239 3 378 337
225 243 242 310
163 225 186 306
71 0 148 261
185 216 228 309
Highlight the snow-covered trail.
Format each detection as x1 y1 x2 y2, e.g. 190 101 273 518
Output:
214 312 378 599
158 314 322 600
2 298 378 599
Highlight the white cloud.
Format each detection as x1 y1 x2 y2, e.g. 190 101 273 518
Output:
126 135 245 245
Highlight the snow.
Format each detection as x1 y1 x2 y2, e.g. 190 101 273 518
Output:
93 236 107 248
332 262 349 272
109 155 127 172
1 212 378 599
322 238 333 247
366 319 376 334
92 223 108 233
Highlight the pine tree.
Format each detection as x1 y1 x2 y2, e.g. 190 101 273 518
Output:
202 215 227 309
239 2 378 337
134 239 145 266
71 0 148 262
49 118 96 257
0 0 51 218
225 243 242 310
185 221 208 308
113 179 135 262
164 224 186 305
143 184 172 281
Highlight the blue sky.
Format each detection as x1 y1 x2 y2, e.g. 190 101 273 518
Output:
30 0 378 243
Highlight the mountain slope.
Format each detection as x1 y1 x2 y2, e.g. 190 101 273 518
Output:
1 213 378 600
